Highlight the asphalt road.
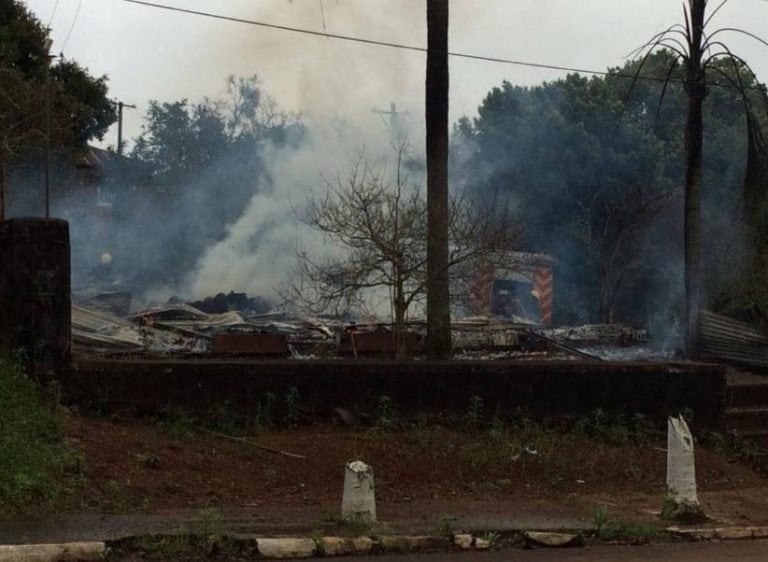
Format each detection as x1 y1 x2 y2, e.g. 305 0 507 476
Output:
307 540 768 561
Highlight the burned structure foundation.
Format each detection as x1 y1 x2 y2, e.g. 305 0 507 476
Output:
66 358 727 429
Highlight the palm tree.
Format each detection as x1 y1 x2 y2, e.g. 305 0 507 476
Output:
632 0 767 358
425 0 452 357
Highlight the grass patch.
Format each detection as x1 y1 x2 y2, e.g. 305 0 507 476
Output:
591 506 661 543
660 497 708 525
108 533 256 561
0 353 76 507
702 431 761 463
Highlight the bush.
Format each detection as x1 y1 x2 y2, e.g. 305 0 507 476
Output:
0 353 73 505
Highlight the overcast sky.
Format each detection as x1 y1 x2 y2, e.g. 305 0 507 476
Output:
25 0 768 149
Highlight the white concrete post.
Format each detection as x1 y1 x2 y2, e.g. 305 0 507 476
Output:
666 415 699 507
341 460 376 522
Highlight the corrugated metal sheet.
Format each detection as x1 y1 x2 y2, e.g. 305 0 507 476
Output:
700 310 768 368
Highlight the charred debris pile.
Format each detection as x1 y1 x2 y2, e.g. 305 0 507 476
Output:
71 290 658 361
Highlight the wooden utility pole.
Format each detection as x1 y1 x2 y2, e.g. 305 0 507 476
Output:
425 0 452 358
373 102 406 142
116 101 136 156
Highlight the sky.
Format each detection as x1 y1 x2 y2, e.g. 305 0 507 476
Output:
25 0 768 151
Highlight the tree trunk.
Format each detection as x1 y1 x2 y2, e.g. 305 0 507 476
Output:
600 276 614 325
425 0 452 358
684 0 706 359
394 300 407 359
0 152 5 222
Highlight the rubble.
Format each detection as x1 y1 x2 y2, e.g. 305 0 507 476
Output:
187 291 270 315
540 324 648 346
72 303 204 355
70 293 672 363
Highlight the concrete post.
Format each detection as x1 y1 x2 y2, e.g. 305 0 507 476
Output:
341 461 376 523
666 415 699 507
0 218 71 384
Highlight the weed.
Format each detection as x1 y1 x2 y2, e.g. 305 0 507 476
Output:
592 505 609 533
436 515 457 539
465 395 485 428
591 506 659 542
158 407 197 439
283 387 301 428
375 395 395 429
661 497 707 524
487 417 508 443
597 522 660 542
332 512 373 535
0 353 75 506
703 431 761 463
206 402 238 435
482 530 501 547
572 409 659 447
309 530 325 555
131 533 197 559
257 392 277 428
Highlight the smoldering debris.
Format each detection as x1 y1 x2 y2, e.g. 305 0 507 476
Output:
70 292 677 362
540 324 649 347
187 291 271 316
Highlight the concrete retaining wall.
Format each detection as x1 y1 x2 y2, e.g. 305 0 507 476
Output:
65 359 727 429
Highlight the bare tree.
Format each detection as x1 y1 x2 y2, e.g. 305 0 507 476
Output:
574 184 672 323
631 0 768 357
288 146 520 357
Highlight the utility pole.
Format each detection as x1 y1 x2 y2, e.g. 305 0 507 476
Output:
372 102 407 143
43 39 53 218
425 0 452 358
115 101 136 156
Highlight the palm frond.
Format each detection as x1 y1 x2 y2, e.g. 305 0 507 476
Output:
704 27 768 52
656 58 682 120
703 0 732 28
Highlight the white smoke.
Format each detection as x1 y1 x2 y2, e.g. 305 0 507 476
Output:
187 2 430 309
189 112 422 308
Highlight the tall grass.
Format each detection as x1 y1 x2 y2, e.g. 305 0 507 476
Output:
0 353 73 506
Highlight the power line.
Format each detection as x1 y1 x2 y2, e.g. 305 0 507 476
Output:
61 0 83 53
119 0 667 83
47 0 61 27
118 0 765 91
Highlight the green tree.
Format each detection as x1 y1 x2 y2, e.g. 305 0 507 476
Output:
457 51 766 331
0 0 116 218
124 76 303 288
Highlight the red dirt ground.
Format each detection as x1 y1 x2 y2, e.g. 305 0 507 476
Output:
53 415 766 520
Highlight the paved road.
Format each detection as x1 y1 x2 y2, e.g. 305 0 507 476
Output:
307 540 768 561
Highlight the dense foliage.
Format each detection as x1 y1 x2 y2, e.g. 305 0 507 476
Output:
456 51 768 331
0 0 116 157
114 76 305 290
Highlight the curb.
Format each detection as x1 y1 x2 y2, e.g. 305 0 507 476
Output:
106 533 482 560
666 525 768 541
3 526 768 561
0 542 105 562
